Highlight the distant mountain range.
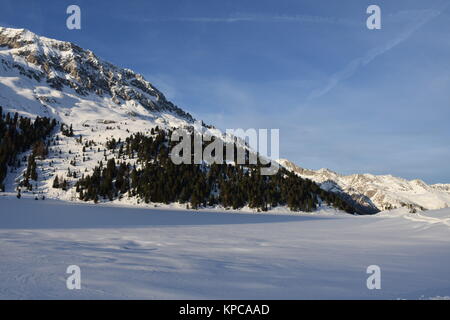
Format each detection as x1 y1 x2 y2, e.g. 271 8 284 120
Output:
277 159 450 213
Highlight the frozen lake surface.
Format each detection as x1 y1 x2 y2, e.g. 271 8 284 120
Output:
1 196 450 299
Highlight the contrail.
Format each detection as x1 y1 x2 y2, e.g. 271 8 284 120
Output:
306 5 449 101
139 14 358 26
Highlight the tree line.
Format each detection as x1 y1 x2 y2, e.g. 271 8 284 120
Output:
75 128 356 213
0 109 357 214
0 107 57 191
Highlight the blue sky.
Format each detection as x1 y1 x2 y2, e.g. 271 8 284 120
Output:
1 0 449 183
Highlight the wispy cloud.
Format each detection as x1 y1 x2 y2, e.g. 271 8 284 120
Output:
306 5 449 101
136 14 358 26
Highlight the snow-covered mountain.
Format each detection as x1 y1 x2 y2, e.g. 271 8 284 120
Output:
0 26 193 125
277 159 450 213
1 26 320 213
0 26 201 201
1 26 449 214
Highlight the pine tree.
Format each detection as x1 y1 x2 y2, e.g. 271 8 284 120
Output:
52 175 60 188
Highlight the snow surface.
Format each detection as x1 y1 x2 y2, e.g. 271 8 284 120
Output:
1 194 450 299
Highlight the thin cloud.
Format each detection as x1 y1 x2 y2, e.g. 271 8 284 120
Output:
137 14 358 26
307 5 448 101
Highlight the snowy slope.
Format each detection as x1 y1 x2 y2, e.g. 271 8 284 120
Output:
1 194 450 299
0 27 278 208
0 26 199 201
278 159 450 212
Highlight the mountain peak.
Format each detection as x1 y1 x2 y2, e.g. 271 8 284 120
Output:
0 26 38 44
0 26 193 122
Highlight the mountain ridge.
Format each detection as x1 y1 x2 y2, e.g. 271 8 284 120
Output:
0 26 193 122
277 158 450 212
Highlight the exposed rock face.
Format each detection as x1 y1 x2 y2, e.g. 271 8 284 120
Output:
0 27 193 121
278 159 450 213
